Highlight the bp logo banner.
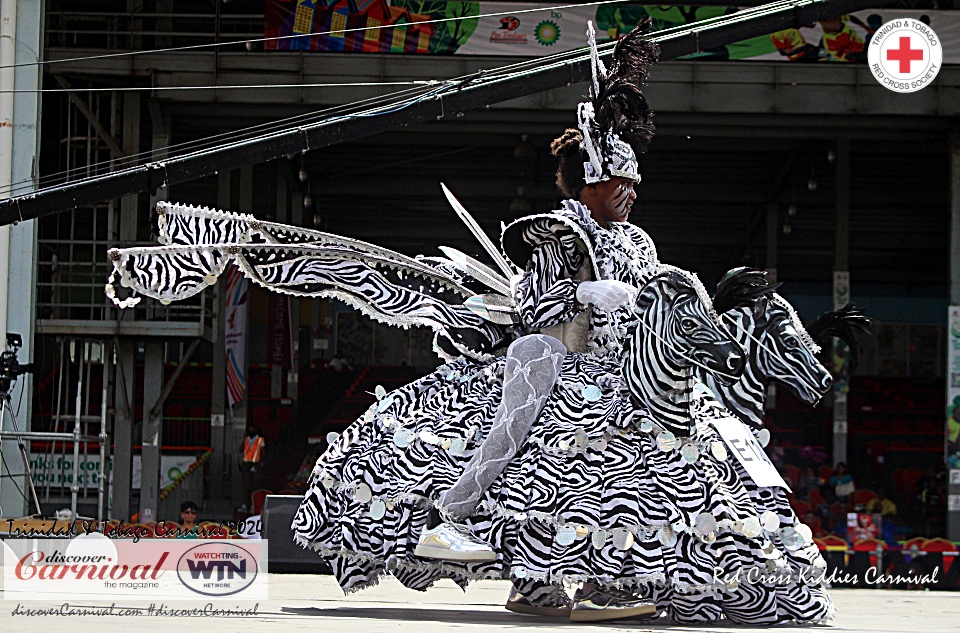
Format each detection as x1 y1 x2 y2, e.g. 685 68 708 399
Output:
264 2 960 62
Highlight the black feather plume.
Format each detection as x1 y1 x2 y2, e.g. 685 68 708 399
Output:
805 303 874 369
591 19 659 160
713 267 781 314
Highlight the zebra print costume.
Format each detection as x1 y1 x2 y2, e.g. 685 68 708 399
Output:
694 293 836 624
105 202 832 624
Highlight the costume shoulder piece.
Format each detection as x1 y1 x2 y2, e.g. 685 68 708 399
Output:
501 201 601 280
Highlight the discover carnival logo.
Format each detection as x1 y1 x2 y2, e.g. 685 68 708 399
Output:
177 543 259 597
868 18 942 93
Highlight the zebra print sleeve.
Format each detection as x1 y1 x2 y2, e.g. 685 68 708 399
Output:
514 219 588 330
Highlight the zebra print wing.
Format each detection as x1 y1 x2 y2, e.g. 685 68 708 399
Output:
107 242 510 361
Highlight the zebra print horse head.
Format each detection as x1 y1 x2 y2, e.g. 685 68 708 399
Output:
707 293 832 429
622 267 746 437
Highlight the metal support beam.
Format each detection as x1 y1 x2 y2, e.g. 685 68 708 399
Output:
112 338 135 520
832 138 850 467
119 93 140 243
0 0 890 226
139 341 163 523
54 76 125 159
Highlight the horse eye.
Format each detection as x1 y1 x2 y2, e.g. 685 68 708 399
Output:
783 336 800 350
680 317 697 332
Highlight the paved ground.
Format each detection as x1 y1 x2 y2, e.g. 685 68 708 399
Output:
0 573 957 632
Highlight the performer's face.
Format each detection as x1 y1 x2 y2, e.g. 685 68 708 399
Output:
585 177 636 228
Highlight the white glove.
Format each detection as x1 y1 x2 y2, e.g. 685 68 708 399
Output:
575 280 637 312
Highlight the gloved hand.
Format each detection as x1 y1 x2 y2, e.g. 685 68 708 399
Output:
575 280 638 312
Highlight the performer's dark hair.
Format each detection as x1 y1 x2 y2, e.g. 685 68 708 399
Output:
550 128 588 199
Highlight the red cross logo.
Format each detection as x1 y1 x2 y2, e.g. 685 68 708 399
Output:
886 36 924 73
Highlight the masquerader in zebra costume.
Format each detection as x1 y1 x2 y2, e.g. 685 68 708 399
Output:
101 21 836 626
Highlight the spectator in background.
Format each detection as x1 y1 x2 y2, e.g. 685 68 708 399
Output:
238 425 266 512
767 437 786 473
328 352 352 372
179 501 200 538
796 466 821 500
830 462 855 502
866 488 897 517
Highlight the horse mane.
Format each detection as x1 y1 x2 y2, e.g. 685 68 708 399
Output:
712 267 781 315
805 303 873 369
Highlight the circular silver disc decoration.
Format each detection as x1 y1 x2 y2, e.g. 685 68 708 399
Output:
440 438 453 450
354 483 373 503
796 523 813 545
672 520 687 534
514 512 528 522
639 419 653 433
732 520 744 534
380 415 395 428
556 525 577 546
369 499 387 520
612 528 634 551
575 525 590 539
765 559 778 571
419 430 440 445
374 385 387 400
448 438 466 455
386 499 395 510
760 511 780 532
592 529 608 549
320 475 335 489
657 431 678 451
326 431 340 445
742 516 762 538
658 527 677 547
574 429 590 449
757 429 771 447
694 512 717 535
513 566 527 579
204 273 218 285
780 526 802 550
558 440 570 451
581 385 602 402
595 439 608 451
680 444 700 464
700 531 717 544
393 428 412 449
711 442 728 461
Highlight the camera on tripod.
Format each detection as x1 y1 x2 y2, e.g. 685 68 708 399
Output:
0 333 34 395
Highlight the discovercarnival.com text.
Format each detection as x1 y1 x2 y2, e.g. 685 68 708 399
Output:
10 603 259 617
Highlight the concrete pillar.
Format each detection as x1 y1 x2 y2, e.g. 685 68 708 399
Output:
0 0 43 517
765 202 778 409
138 341 163 523
112 339 136 520
231 166 253 506
832 139 851 467
947 127 960 541
210 170 231 502
120 93 141 243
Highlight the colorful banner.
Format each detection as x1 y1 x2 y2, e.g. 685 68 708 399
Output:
946 306 960 469
268 294 293 370
264 2 960 63
225 266 249 408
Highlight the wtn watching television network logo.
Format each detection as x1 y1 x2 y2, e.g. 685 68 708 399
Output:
177 543 260 597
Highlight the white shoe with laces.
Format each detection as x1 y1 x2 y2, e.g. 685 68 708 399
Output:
414 521 496 562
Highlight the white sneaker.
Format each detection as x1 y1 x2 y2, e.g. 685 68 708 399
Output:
414 521 496 562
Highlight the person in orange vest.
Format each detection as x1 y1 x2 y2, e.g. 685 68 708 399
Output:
238 425 265 511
